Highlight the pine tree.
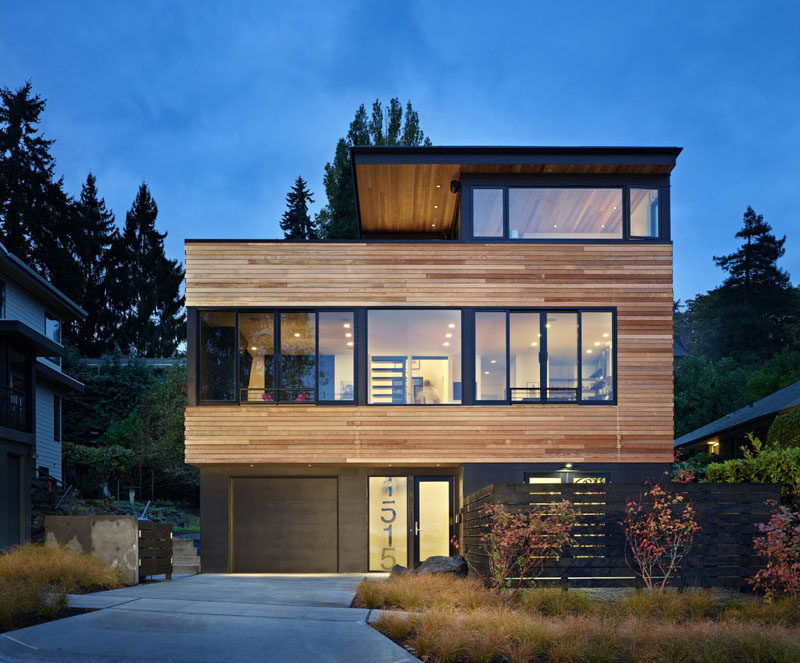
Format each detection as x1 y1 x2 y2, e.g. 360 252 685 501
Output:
280 176 316 240
687 206 799 362
317 98 432 239
110 183 185 357
69 173 118 355
0 82 74 281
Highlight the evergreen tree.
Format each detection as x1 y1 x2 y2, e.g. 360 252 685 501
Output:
0 82 75 282
280 176 316 239
317 98 432 239
110 183 185 357
686 206 799 363
69 173 117 355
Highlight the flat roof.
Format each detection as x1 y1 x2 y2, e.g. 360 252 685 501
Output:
675 380 800 447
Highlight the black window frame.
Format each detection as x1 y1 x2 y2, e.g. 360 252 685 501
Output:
196 307 357 406
473 307 617 406
465 175 669 244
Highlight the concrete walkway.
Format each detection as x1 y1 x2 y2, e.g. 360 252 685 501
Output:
0 574 418 663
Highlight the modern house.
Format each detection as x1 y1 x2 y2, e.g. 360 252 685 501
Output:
0 244 86 550
184 145 679 573
675 379 800 458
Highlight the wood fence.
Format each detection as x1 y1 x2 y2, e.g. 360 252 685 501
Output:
138 521 173 580
461 483 781 589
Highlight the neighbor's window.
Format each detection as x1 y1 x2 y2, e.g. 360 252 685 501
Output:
630 188 659 238
475 312 506 401
509 188 623 239
280 312 316 402
199 310 236 402
581 312 614 401
368 476 408 571
318 312 355 402
367 309 462 404
45 313 62 366
509 312 542 402
238 312 275 402
472 188 504 237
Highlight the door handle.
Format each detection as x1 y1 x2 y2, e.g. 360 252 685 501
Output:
414 521 420 535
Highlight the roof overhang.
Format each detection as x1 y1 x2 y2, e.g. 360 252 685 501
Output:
0 320 64 357
351 146 682 236
35 359 84 393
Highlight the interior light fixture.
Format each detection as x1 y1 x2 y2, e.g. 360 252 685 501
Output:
553 224 558 228
593 341 600 346
448 323 455 329
586 349 593 354
442 341 450 346
346 341 353 346
603 332 609 338
530 341 538 347
545 323 551 329
345 332 352 338
445 333 452 338
431 223 436 228
250 346 257 351
484 371 490 375
490 359 496 364
343 323 351 328
294 332 300 337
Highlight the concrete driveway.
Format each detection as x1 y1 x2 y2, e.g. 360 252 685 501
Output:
0 574 418 663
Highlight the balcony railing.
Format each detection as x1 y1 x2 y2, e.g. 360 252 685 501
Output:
0 385 27 431
510 387 578 403
240 387 317 404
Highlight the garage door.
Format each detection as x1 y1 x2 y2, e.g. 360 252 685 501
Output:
231 477 338 572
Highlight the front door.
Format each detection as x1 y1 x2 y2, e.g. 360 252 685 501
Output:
413 477 453 565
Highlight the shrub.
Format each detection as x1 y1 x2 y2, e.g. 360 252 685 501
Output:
672 451 718 482
622 484 699 591
476 501 577 599
705 435 800 504
749 501 800 600
0 544 125 592
0 579 67 629
356 574 497 611
768 408 800 448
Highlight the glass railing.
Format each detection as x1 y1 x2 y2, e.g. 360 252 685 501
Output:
239 387 317 403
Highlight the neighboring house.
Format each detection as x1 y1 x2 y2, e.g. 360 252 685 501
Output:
0 243 86 550
675 380 800 459
184 145 680 573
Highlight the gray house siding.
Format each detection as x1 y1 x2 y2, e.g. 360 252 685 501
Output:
35 382 60 480
3 279 47 330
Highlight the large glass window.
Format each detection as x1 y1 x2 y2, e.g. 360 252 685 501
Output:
367 309 462 404
199 311 237 401
475 312 506 401
630 188 659 238
368 476 408 570
238 312 274 402
581 312 614 401
280 312 316 402
510 313 542 402
45 312 62 366
472 188 504 237
545 312 578 402
509 188 623 239
318 312 355 402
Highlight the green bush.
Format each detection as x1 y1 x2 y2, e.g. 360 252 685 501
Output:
705 435 800 504
768 408 800 448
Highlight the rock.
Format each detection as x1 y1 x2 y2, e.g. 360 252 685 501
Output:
390 564 408 576
415 555 468 577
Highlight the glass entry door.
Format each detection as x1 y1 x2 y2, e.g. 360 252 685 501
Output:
413 477 453 564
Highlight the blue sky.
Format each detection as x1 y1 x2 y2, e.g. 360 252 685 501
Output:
1 1 798 302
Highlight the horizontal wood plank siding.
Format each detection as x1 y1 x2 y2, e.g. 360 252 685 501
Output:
184 242 672 466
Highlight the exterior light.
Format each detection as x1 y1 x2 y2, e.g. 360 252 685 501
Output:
434 205 439 209
435 184 441 189
431 223 436 227
345 332 352 338
565 462 573 469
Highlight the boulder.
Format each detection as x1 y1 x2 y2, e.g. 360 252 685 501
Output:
415 555 468 577
389 564 408 576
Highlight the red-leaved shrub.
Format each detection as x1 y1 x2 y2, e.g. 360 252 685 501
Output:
750 500 800 600
622 484 699 591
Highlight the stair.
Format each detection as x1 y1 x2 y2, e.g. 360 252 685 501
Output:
172 538 201 575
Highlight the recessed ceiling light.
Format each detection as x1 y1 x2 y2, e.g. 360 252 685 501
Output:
603 332 609 338
445 333 452 338
593 342 600 346
586 349 593 354
448 323 455 329
553 224 558 228
484 371 490 375
346 341 353 346
601 224 605 229
490 359 496 364
343 323 351 328
612 206 617 210
545 323 551 329
294 332 300 337
345 332 352 338
530 341 538 347
442 341 450 346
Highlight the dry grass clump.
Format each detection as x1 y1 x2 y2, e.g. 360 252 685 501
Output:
357 574 498 611
375 608 800 663
0 579 67 629
0 544 124 592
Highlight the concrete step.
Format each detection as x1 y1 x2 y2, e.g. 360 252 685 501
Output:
173 563 200 575
173 555 201 565
173 540 198 551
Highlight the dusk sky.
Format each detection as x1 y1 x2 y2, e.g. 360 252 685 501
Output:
1 1 798 303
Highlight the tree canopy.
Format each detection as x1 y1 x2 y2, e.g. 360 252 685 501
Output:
280 176 316 239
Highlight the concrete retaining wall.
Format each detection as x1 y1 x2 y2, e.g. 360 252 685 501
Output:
45 515 139 586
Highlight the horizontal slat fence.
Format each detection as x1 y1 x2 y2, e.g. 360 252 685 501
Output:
138 521 173 580
461 483 780 589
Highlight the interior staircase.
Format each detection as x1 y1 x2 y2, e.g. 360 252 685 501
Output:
172 538 201 575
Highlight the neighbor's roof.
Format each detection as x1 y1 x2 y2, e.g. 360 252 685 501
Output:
0 243 87 320
674 380 800 447
351 145 682 236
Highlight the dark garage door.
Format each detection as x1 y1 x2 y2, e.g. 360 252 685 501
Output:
231 477 338 572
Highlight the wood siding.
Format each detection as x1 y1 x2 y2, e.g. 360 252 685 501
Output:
184 242 673 465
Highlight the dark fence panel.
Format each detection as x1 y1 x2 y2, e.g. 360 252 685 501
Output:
138 521 173 580
461 482 780 589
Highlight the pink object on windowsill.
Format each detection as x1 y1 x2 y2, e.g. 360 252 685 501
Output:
295 392 307 402
261 392 273 402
